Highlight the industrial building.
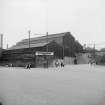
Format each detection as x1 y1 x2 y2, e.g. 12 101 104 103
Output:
0 32 83 67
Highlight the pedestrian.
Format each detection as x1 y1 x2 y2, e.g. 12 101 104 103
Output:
0 102 2 105
74 58 77 64
26 64 31 69
61 60 64 67
89 59 96 66
55 60 59 67
10 63 13 67
28 64 31 69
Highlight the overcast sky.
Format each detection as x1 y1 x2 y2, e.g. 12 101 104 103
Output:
0 0 104 49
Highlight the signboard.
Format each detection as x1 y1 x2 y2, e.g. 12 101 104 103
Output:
35 51 54 56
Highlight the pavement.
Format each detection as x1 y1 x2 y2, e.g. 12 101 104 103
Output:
0 64 105 105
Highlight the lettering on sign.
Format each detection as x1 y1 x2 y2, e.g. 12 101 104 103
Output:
35 51 54 55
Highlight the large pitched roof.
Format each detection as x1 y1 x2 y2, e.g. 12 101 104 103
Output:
7 42 47 50
21 32 68 43
7 32 70 50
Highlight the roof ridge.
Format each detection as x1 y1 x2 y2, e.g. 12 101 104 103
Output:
22 32 69 42
10 32 70 49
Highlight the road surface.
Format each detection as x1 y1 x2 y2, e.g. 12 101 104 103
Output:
0 64 105 105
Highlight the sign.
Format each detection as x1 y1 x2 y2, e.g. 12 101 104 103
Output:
35 51 54 56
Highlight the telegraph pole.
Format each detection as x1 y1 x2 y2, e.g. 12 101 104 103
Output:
62 37 65 59
7 44 8 49
63 44 64 59
46 32 48 52
46 32 48 68
93 43 95 60
83 44 86 51
28 30 31 48
0 34 3 49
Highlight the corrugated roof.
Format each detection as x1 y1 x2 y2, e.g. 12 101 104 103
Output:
8 32 70 50
7 42 47 50
21 32 67 43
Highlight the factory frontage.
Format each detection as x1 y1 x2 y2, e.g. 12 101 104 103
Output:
0 32 83 67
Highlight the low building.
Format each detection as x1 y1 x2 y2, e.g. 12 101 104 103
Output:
0 32 83 67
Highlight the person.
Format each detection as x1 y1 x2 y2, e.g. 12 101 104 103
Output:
26 64 28 69
29 64 31 69
61 60 64 67
0 102 2 105
26 63 31 69
89 59 96 66
10 63 13 67
74 58 77 64
55 60 59 67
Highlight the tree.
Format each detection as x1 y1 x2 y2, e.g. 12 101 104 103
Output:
100 48 105 52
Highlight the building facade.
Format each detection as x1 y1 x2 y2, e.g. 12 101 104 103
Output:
0 32 83 67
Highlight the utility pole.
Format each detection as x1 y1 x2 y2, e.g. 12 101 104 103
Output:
28 30 31 48
46 32 48 52
7 44 8 49
63 44 64 59
46 32 48 68
83 44 86 51
62 38 65 59
93 43 95 60
0 34 3 49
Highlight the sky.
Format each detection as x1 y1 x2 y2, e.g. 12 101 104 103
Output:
0 0 105 49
